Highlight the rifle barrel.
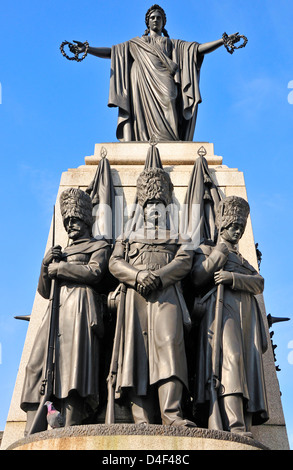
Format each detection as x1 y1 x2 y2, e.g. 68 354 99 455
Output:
27 205 59 435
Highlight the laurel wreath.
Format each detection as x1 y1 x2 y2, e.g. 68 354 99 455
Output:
60 41 89 62
222 32 248 55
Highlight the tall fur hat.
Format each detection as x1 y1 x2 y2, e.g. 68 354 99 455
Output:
216 195 250 231
59 187 93 228
136 167 173 208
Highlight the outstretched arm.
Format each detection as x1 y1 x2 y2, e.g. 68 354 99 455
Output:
198 38 224 55
198 32 240 55
69 41 111 59
87 46 111 59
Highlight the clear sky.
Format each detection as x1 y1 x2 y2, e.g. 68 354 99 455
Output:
0 0 293 449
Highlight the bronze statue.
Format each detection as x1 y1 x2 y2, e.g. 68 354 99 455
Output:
108 168 196 426
190 196 269 437
62 5 247 142
20 188 111 434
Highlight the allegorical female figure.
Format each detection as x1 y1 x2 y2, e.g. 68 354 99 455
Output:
191 196 269 437
71 5 242 142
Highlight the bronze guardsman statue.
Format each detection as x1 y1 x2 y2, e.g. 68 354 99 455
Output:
108 167 196 427
20 188 111 434
191 195 269 437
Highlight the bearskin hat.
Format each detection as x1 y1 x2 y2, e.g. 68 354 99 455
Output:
216 195 250 231
136 168 174 208
59 187 93 228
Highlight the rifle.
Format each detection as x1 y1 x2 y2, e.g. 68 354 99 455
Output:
105 241 129 425
208 281 224 430
27 206 60 435
208 204 225 431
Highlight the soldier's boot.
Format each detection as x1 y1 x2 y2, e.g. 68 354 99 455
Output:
158 378 196 427
220 393 253 438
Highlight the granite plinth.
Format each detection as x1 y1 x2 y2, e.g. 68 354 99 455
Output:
7 424 269 451
1 141 290 451
84 142 223 166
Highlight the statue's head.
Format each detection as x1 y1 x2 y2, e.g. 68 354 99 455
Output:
144 4 169 37
136 167 173 229
60 187 93 239
136 167 173 209
216 195 250 244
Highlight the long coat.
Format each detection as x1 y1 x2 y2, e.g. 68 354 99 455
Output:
191 242 269 425
21 238 111 414
109 237 193 397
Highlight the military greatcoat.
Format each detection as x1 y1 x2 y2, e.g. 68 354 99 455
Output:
21 237 111 415
191 242 269 425
109 236 193 397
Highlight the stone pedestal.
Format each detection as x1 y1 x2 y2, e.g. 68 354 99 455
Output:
1 142 290 450
7 424 269 451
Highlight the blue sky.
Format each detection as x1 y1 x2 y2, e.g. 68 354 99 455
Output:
1 0 293 448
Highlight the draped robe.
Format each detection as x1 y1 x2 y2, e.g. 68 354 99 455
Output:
108 36 204 142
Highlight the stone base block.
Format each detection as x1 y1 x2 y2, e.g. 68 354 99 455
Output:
8 424 268 451
84 142 223 166
1 141 289 451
